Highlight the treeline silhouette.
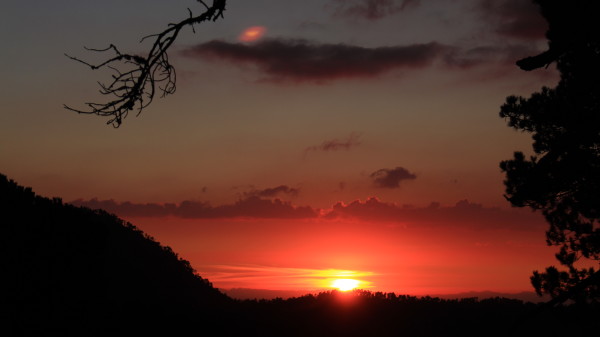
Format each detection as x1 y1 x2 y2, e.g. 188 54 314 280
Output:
232 290 599 337
1 173 598 337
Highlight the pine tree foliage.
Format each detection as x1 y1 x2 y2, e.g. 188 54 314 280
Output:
500 0 600 303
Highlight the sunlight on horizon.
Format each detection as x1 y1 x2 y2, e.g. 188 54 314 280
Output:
332 278 360 291
313 269 373 290
198 265 374 290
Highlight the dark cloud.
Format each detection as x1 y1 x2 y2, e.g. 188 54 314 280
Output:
444 44 543 69
477 0 547 40
325 197 546 230
71 196 317 219
245 185 300 198
69 198 175 217
305 132 361 155
370 166 416 188
329 0 420 21
182 38 448 83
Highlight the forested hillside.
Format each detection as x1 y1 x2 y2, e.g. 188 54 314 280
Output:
0 174 230 336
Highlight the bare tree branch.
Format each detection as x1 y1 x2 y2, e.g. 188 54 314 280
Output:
65 0 227 127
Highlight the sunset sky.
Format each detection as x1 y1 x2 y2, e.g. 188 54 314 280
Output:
1 0 562 296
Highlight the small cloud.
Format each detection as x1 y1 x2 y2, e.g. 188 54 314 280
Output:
370 166 416 188
304 132 362 156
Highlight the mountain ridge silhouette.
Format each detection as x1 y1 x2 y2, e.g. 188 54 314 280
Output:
0 173 230 336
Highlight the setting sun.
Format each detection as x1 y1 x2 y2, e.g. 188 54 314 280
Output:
332 278 360 291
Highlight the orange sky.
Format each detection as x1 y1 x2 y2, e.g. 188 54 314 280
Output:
115 199 557 295
1 0 563 296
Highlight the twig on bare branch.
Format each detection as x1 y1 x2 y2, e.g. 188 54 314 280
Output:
64 0 227 127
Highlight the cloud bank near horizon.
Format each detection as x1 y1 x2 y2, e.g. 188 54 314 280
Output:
71 196 545 231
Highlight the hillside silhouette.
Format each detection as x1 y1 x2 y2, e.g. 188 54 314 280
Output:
0 174 230 336
1 173 599 337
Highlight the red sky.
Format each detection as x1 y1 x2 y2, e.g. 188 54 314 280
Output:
1 0 562 296
69 196 557 295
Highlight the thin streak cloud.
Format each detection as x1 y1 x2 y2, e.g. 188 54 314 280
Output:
198 264 376 290
245 185 300 198
304 133 362 156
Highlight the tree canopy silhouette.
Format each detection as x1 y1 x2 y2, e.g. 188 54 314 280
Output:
64 0 227 127
500 0 600 304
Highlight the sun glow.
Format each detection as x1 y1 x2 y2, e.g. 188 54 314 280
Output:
238 26 266 42
332 278 360 291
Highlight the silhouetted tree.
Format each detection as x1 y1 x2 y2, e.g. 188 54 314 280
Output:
500 0 600 304
65 0 227 127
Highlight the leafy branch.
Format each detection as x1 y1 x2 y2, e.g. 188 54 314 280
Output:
64 0 227 127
